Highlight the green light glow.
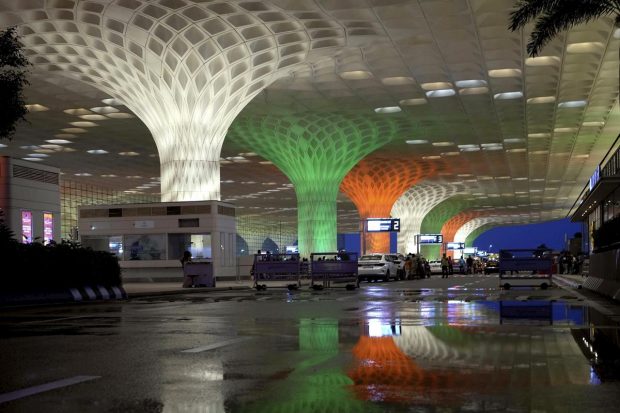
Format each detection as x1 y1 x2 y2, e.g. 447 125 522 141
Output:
230 113 406 256
419 197 470 259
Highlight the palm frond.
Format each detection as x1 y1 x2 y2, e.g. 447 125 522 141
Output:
526 0 618 55
509 0 565 31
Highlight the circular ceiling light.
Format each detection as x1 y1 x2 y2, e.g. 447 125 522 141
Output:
493 91 523 100
558 100 587 108
27 153 49 158
432 141 454 146
374 106 401 114
405 139 428 144
488 68 522 77
46 139 72 144
80 115 108 121
425 89 456 98
339 70 372 80
22 157 43 162
119 152 140 156
75 173 92 176
455 79 487 88
87 149 108 154
69 121 98 127
101 174 117 178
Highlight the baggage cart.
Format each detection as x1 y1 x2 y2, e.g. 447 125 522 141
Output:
310 252 359 289
498 249 553 289
252 253 301 290
182 261 215 288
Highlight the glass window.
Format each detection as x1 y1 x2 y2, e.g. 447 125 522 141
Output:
168 233 212 261
124 234 166 260
81 235 123 259
191 234 212 259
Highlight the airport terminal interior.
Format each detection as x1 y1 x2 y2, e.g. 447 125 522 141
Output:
1 0 620 411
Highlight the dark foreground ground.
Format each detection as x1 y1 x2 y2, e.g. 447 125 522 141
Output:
1 275 619 412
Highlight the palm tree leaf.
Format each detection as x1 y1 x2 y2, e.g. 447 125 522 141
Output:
509 0 565 31
526 0 617 55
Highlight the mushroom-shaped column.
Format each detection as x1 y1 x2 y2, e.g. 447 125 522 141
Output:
465 223 497 246
419 197 471 260
340 157 434 253
10 2 343 201
230 113 403 256
454 217 503 244
390 183 461 254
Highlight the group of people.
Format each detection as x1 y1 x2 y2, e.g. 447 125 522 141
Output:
557 251 585 275
402 254 431 279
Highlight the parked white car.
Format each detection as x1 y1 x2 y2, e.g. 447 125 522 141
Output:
428 260 443 274
358 254 398 282
388 254 406 279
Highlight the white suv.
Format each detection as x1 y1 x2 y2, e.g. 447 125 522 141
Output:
358 254 398 282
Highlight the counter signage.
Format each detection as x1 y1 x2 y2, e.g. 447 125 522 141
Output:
418 234 443 244
446 242 465 250
366 218 400 232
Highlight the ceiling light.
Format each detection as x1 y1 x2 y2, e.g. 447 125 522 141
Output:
79 114 108 121
525 56 560 66
460 147 480 152
101 98 123 105
22 158 43 162
553 127 577 133
46 139 72 144
425 89 456 98
0 143 7 148
488 68 522 77
25 104 49 112
87 149 108 154
432 141 454 146
381 76 414 85
90 106 119 114
39 145 62 150
566 42 604 53
506 148 526 153
503 138 524 143
339 70 372 80
455 80 487 88
527 96 556 104
494 91 523 100
119 151 140 156
64 108 91 115
399 98 427 106
422 155 441 160
69 121 98 127
406 139 428 144
126 175 142 179
101 174 117 178
582 121 604 127
374 106 401 114
75 173 92 176
558 100 587 108
421 82 453 90
259 161 273 165
441 152 460 156
459 87 488 95
27 153 49 158
530 150 548 155
239 152 257 156
528 133 550 138
106 113 134 119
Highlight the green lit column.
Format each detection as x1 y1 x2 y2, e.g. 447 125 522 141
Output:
230 113 405 256
419 197 470 260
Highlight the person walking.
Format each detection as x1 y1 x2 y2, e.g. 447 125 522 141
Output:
441 254 449 278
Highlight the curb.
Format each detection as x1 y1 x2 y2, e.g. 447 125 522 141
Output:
0 285 127 308
553 275 583 289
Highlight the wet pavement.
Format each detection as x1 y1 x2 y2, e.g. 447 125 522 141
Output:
1 275 619 412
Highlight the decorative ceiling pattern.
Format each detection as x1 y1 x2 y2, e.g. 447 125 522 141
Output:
0 0 618 251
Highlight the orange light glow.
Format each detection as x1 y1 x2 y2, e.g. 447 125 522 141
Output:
341 158 436 253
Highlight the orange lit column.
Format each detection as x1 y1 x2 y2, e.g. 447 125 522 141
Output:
440 211 487 258
341 157 433 253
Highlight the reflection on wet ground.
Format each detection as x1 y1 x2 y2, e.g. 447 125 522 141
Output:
2 284 620 412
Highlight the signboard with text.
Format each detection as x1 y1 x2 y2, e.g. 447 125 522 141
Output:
21 210 32 243
418 234 443 244
446 242 465 250
43 212 54 244
366 218 400 232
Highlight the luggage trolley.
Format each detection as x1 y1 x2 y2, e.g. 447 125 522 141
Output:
310 252 359 290
498 249 553 290
183 261 215 288
252 253 302 291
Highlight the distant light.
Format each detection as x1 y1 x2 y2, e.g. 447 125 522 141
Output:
506 148 526 153
64 108 91 115
25 104 49 112
80 114 108 121
259 161 273 165
27 153 49 158
455 79 487 88
22 157 43 162
553 127 577 133
494 91 523 100
40 145 62 150
488 68 522 77
422 155 441 160
528 133 551 138
381 77 414 85
90 106 119 114
46 139 72 144
566 42 604 53
339 70 372 80
432 141 454 146
126 175 142 179
106 113 134 119
0 143 7 148
374 106 401 114
459 87 488 95
101 174 117 178
399 98 427 106
558 100 587 108
425 89 456 98
441 152 460 156
527 96 556 104
87 149 108 154
503 138 524 143
69 121 98 127
582 121 605 127
102 98 123 105
405 139 428 144
75 173 92 176
119 151 140 156
525 56 560 66
421 82 453 90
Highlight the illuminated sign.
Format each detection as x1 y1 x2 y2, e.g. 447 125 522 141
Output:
366 218 400 232
418 234 443 244
446 242 465 250
589 165 600 191
21 210 32 243
43 212 53 244
463 247 478 254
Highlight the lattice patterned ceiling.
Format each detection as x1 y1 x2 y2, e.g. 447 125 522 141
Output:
0 0 618 242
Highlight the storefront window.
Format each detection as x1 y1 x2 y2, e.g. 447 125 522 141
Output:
81 235 123 259
167 233 212 261
124 234 166 260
